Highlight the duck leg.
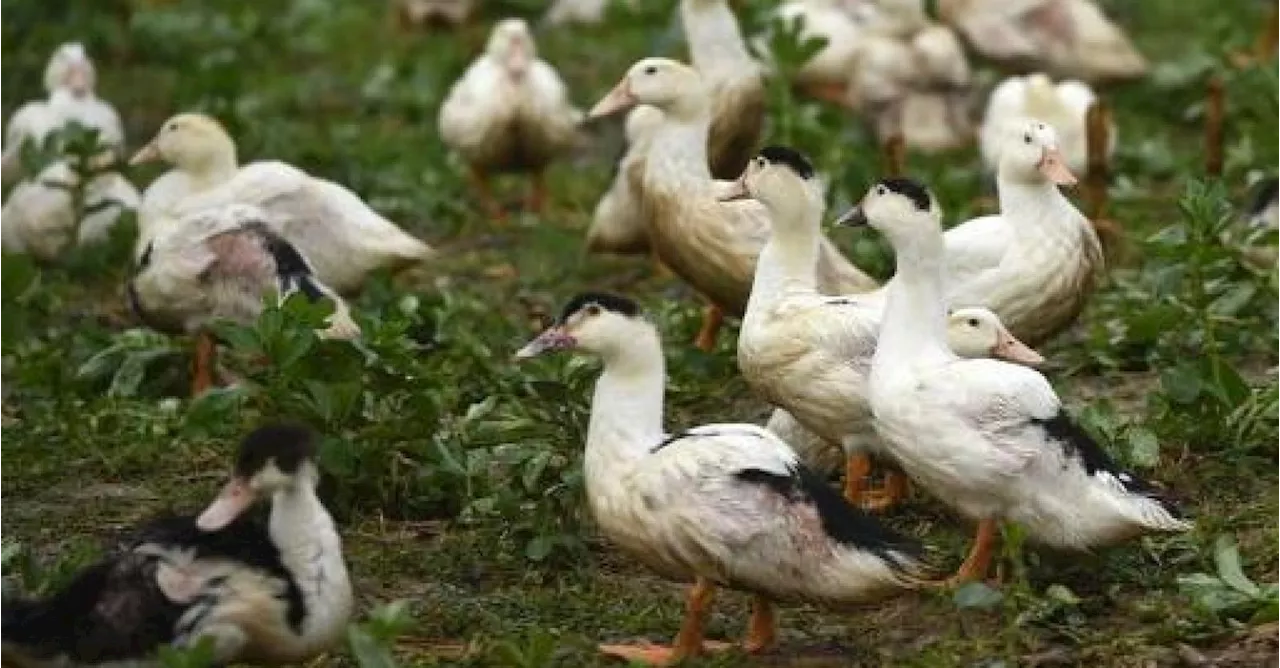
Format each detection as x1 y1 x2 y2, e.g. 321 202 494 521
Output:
742 595 777 654
842 453 872 504
858 469 911 511
192 331 216 396
599 577 730 665
942 518 998 586
469 165 505 221
693 304 724 352
526 170 548 214
800 82 853 108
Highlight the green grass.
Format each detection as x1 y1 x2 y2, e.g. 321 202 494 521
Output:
2 0 1278 666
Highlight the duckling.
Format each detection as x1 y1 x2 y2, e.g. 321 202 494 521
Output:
3 42 125 185
128 204 360 395
1 423 353 665
131 113 433 295
439 18 583 217
680 0 767 179
517 292 924 664
980 73 1112 175
587 58 877 350
845 178 1188 583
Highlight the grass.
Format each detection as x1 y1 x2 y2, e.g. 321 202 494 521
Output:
2 0 1277 666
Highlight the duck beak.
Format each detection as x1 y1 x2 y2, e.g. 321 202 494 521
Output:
991 329 1044 366
513 325 575 361
1037 147 1077 186
588 80 637 119
129 142 160 166
834 205 868 227
65 63 92 95
716 177 750 202
196 477 258 531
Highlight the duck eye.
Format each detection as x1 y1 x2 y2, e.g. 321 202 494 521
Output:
755 157 766 167
875 185 887 196
643 65 657 75
1023 133 1032 144
584 304 602 317
167 122 180 132
967 318 979 327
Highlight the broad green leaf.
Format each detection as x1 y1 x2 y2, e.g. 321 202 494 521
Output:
1127 428 1161 468
525 535 553 561
346 626 399 668
952 581 1003 610
1159 364 1203 404
1045 584 1082 605
1214 535 1261 597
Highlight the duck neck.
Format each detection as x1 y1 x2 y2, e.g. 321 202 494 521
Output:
584 324 667 487
645 99 714 195
184 142 240 191
876 227 952 366
748 202 822 309
268 467 352 634
680 0 753 70
995 172 1071 240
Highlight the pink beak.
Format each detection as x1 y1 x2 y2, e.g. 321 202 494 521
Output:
588 80 638 119
505 42 531 78
1037 147 1077 186
129 142 161 165
196 477 257 531
513 325 576 360
716 177 750 202
991 329 1044 366
65 63 92 94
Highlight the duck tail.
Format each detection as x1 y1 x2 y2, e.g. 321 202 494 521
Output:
1 559 114 650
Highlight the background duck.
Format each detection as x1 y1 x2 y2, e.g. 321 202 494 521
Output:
439 18 584 217
129 204 360 395
769 0 873 105
980 72 1113 174
1 159 140 261
1 424 353 665
849 178 1189 583
585 105 663 255
516 292 925 665
587 58 878 350
679 0 766 180
131 113 433 295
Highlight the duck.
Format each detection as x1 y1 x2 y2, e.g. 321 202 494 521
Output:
128 204 360 395
1246 176 1278 231
1 159 140 261
438 18 583 217
3 42 125 185
130 113 433 295
768 0 873 105
843 177 1189 582
585 106 663 255
679 0 767 180
980 73 1112 175
515 291 924 665
724 146 1041 507
1 423 353 665
544 0 625 26
391 0 475 29
938 0 1148 82
587 58 878 350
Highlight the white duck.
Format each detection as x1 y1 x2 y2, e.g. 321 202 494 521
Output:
587 58 878 350
770 0 874 105
767 305 1046 477
980 73 1112 175
516 292 924 665
130 113 433 295
725 147 1041 507
680 0 767 180
585 105 663 255
1 159 140 261
438 18 583 216
847 177 1189 582
938 0 1148 82
129 204 360 395
3 42 125 184
1 424 353 664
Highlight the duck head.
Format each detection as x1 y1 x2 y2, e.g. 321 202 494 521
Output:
487 18 536 79
720 145 825 227
998 119 1077 187
589 58 707 120
515 292 646 361
44 42 96 96
946 307 1044 366
835 176 941 248
197 424 320 531
130 113 238 174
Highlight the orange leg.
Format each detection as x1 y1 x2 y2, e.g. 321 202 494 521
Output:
742 595 777 654
599 578 731 665
693 304 724 352
470 165 505 222
942 518 998 586
859 469 911 512
801 82 853 107
192 331 216 396
843 453 872 505
526 171 548 214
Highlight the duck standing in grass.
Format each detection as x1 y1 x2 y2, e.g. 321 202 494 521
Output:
129 204 360 395
1 423 353 665
130 113 433 295
516 292 925 665
842 177 1190 583
587 58 878 350
439 18 583 218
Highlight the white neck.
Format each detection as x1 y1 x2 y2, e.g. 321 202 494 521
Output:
583 325 667 492
874 225 953 368
994 173 1082 245
680 0 754 71
183 143 239 191
747 197 822 311
268 468 352 645
645 104 713 196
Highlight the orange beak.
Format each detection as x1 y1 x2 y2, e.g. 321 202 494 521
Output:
196 477 257 531
588 80 637 119
991 329 1044 366
1037 147 1077 186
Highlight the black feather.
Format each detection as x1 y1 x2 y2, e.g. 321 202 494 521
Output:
137 242 154 269
234 422 318 478
758 145 815 179
733 465 923 559
877 177 932 212
1033 411 1186 518
557 291 640 323
256 228 326 302
1247 176 1278 216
